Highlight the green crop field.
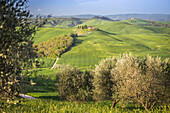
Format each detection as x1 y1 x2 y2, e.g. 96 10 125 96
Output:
58 21 170 70
44 18 88 27
77 19 113 27
33 27 74 44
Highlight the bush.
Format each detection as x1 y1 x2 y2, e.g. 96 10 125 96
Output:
111 53 170 111
93 53 170 111
93 57 117 101
55 65 93 101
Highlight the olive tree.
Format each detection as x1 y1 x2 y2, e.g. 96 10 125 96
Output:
111 54 170 111
93 57 117 101
55 65 93 101
0 0 45 106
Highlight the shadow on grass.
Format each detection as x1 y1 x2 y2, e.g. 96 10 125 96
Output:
38 96 60 100
97 29 117 35
124 103 145 111
98 29 124 42
60 36 83 56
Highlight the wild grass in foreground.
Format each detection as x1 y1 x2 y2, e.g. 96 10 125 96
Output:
3 99 170 113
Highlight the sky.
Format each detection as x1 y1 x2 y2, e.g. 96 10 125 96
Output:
28 0 170 16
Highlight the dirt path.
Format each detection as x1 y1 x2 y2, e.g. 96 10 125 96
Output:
19 94 36 99
51 57 59 69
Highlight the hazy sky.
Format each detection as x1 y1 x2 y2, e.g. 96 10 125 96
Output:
28 0 170 16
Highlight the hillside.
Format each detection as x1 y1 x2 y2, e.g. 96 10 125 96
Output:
57 14 170 21
33 19 170 70
44 17 88 27
123 18 170 27
106 14 170 21
33 27 74 44
57 22 170 69
77 19 113 27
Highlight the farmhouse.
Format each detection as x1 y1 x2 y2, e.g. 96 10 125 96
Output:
88 26 95 30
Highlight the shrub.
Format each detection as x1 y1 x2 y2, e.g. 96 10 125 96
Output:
55 65 93 101
111 53 170 111
93 53 169 111
93 57 117 101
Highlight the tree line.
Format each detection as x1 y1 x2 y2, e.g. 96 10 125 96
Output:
35 33 77 58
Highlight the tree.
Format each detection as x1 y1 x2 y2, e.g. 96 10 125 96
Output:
84 25 87 29
0 0 46 106
55 65 93 101
111 54 170 111
93 57 117 101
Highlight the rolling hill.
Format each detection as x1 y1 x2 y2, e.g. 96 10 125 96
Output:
33 27 74 44
57 21 170 70
57 14 170 21
44 17 88 27
33 19 170 70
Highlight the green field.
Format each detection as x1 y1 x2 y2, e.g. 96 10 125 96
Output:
44 17 88 27
77 19 113 27
33 27 74 44
57 21 170 69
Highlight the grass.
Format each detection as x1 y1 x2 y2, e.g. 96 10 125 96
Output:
58 22 170 69
3 99 170 113
33 27 74 44
77 19 113 27
44 18 88 27
38 57 56 68
123 18 153 25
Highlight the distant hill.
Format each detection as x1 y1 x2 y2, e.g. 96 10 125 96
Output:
45 17 114 27
57 14 170 21
106 14 170 21
123 18 170 27
76 19 113 27
44 17 88 27
92 16 114 21
44 16 170 28
59 14 100 19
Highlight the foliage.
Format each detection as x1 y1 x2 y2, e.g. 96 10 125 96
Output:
0 0 45 107
93 57 117 101
78 25 88 29
55 65 93 101
111 54 170 111
94 53 169 111
35 33 77 58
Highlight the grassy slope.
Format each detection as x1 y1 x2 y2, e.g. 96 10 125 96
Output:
123 18 170 25
58 21 170 70
77 19 113 27
33 27 74 44
38 57 56 68
44 18 88 27
123 19 153 25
